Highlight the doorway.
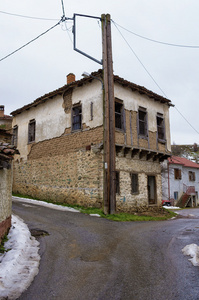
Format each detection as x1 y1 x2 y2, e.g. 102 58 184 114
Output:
148 175 156 205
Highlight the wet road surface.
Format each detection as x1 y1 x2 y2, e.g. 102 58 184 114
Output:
13 201 199 300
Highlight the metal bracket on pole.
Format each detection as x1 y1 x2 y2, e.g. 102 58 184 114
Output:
73 13 103 65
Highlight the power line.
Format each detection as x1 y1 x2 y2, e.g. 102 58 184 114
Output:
0 10 59 21
112 20 199 49
112 21 199 136
0 21 61 62
113 21 166 97
174 106 199 135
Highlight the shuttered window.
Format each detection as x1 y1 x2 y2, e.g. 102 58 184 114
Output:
189 171 195 181
174 168 181 180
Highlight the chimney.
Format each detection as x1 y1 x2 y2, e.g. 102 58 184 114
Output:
0 105 4 118
67 73 75 84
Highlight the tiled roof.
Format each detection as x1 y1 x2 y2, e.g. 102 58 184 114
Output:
0 142 19 160
11 70 173 116
168 156 199 169
0 115 12 120
0 141 19 169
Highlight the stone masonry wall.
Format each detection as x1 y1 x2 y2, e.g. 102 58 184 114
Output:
13 149 104 208
115 155 162 213
12 126 104 207
0 168 12 242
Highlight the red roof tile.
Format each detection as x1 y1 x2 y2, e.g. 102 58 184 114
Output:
168 156 199 169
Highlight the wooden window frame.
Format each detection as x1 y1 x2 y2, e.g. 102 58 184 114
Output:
131 173 139 194
115 99 124 131
189 171 195 181
72 104 82 131
28 119 36 144
115 171 120 195
174 191 178 200
138 107 148 138
157 113 166 142
174 168 181 180
12 125 18 147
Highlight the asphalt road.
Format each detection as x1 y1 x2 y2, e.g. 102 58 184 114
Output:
13 201 199 300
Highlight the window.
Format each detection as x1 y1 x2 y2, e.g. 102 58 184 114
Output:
72 105 82 131
115 100 124 130
157 114 165 141
138 108 147 137
174 191 178 200
28 119 36 143
115 171 120 194
189 171 195 181
174 168 181 180
131 173 138 194
12 125 18 147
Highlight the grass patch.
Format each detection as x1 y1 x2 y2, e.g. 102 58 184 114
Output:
12 193 177 221
0 235 9 254
104 210 177 222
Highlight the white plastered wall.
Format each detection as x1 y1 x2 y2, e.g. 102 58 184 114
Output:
12 80 103 160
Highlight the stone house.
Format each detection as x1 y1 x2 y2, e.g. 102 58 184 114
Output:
0 131 18 243
161 156 199 207
11 70 173 212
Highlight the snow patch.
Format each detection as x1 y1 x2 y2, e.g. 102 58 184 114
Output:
163 206 181 210
89 214 101 217
0 215 40 300
182 244 199 267
13 196 80 213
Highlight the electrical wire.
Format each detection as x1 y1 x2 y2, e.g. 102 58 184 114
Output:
112 20 199 49
113 21 166 97
0 20 61 62
174 106 199 135
0 10 59 21
113 21 199 136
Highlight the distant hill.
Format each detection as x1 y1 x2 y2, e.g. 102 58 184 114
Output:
171 143 199 163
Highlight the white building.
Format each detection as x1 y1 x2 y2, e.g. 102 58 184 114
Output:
162 156 199 207
11 70 173 213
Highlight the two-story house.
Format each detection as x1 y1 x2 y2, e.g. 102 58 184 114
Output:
11 70 173 213
161 156 199 207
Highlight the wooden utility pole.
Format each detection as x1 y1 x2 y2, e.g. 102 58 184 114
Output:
101 14 116 214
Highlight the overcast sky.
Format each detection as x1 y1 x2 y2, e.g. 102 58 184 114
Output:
1 0 199 145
